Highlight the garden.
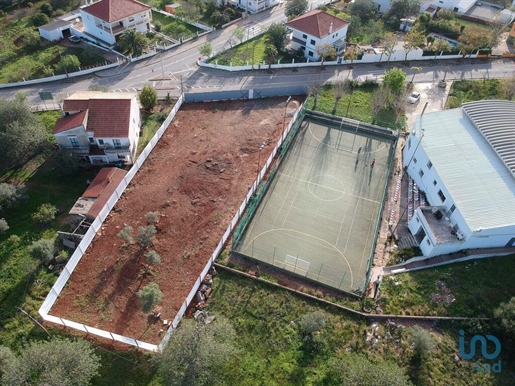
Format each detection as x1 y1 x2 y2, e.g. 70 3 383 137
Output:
151 10 202 41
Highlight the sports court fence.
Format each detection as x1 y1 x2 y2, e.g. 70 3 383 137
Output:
38 93 306 351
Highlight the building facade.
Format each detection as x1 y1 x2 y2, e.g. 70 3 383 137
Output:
53 92 141 165
286 10 349 61
402 100 515 257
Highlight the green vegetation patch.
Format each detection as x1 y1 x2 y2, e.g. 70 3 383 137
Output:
379 254 515 317
151 11 201 40
446 79 511 108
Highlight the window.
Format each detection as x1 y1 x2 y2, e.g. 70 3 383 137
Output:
427 160 432 169
310 39 315 45
336 33 338 37
450 204 456 213
308 51 313 57
419 169 424 177
413 157 417 164
129 17 134 22
408 137 411 149
427 238 431 245
118 155 126 160
438 189 446 202
302 34 307 39
69 136 79 148
88 137 94 144
98 139 104 146
433 180 437 186
416 217 420 223
113 139 122 148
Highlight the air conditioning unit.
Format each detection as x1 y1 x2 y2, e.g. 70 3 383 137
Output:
456 231 465 241
431 207 439 214
450 220 457 229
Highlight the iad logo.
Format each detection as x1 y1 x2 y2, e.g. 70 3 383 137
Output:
458 330 501 373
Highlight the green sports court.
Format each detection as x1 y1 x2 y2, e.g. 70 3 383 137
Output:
233 112 397 294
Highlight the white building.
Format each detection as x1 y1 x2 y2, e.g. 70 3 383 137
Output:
232 0 279 14
52 91 141 165
403 100 515 257
286 10 349 61
79 0 152 45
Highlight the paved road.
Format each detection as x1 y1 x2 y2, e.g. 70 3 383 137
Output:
1 0 514 107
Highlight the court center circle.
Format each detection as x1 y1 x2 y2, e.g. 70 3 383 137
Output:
308 174 345 201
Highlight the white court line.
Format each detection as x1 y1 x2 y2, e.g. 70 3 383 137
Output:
272 172 297 227
281 190 298 228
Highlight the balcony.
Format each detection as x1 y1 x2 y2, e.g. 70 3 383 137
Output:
103 145 131 155
60 146 90 155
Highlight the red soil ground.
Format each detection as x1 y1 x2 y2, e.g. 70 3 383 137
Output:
51 97 302 344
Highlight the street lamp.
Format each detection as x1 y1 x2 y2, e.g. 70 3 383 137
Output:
283 96 292 131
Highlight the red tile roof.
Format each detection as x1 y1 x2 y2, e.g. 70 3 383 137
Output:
86 98 132 138
82 167 127 219
83 0 151 23
52 110 88 134
63 99 89 111
286 10 348 39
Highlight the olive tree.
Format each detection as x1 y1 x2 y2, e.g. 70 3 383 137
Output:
1 339 100 386
156 317 238 386
28 238 55 263
137 225 157 249
137 282 163 313
285 0 308 20
32 203 57 226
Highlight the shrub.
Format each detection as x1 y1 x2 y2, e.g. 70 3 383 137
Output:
31 203 57 226
137 225 157 249
0 218 9 233
154 21 162 32
40 3 53 16
145 211 160 225
137 282 162 313
28 238 55 263
299 310 326 335
406 325 435 356
139 85 158 111
118 225 134 245
32 13 49 27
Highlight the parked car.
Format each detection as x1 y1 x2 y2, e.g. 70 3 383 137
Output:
68 35 82 44
408 91 421 104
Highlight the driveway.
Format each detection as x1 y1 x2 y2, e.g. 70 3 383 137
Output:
405 81 452 129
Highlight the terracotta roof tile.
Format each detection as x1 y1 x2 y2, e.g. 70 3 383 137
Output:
63 99 89 111
83 0 151 23
86 98 132 138
286 10 348 39
83 167 127 219
52 110 88 134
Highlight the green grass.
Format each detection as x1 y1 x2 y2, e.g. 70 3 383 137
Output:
151 11 201 40
306 83 400 130
379 254 515 317
446 79 510 108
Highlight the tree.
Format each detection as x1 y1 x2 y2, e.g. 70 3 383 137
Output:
347 15 362 40
28 238 55 263
233 26 245 43
40 3 53 16
198 42 213 58
494 297 515 349
386 0 421 19
316 43 336 64
431 38 452 60
266 23 288 53
32 203 57 226
0 183 27 213
409 66 422 83
119 28 149 57
306 82 324 110
0 95 48 172
145 250 161 273
181 0 204 21
370 85 390 123
380 32 397 63
1 339 100 386
383 67 406 95
350 0 378 19
0 218 8 234
327 354 412 385
345 45 359 64
139 85 158 112
118 225 134 245
156 317 238 386
332 80 349 115
502 77 515 100
403 29 425 60
52 150 81 177
32 12 49 27
285 0 308 20
264 44 278 69
457 28 490 58
406 325 435 357
137 282 163 313
55 54 80 74
137 225 157 249
392 90 408 124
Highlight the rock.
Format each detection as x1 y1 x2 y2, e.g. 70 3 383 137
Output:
205 288 212 298
454 354 460 363
199 284 208 293
196 301 206 310
196 291 205 303
205 315 216 325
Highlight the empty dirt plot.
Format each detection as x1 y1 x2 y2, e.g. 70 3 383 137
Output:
51 98 300 344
